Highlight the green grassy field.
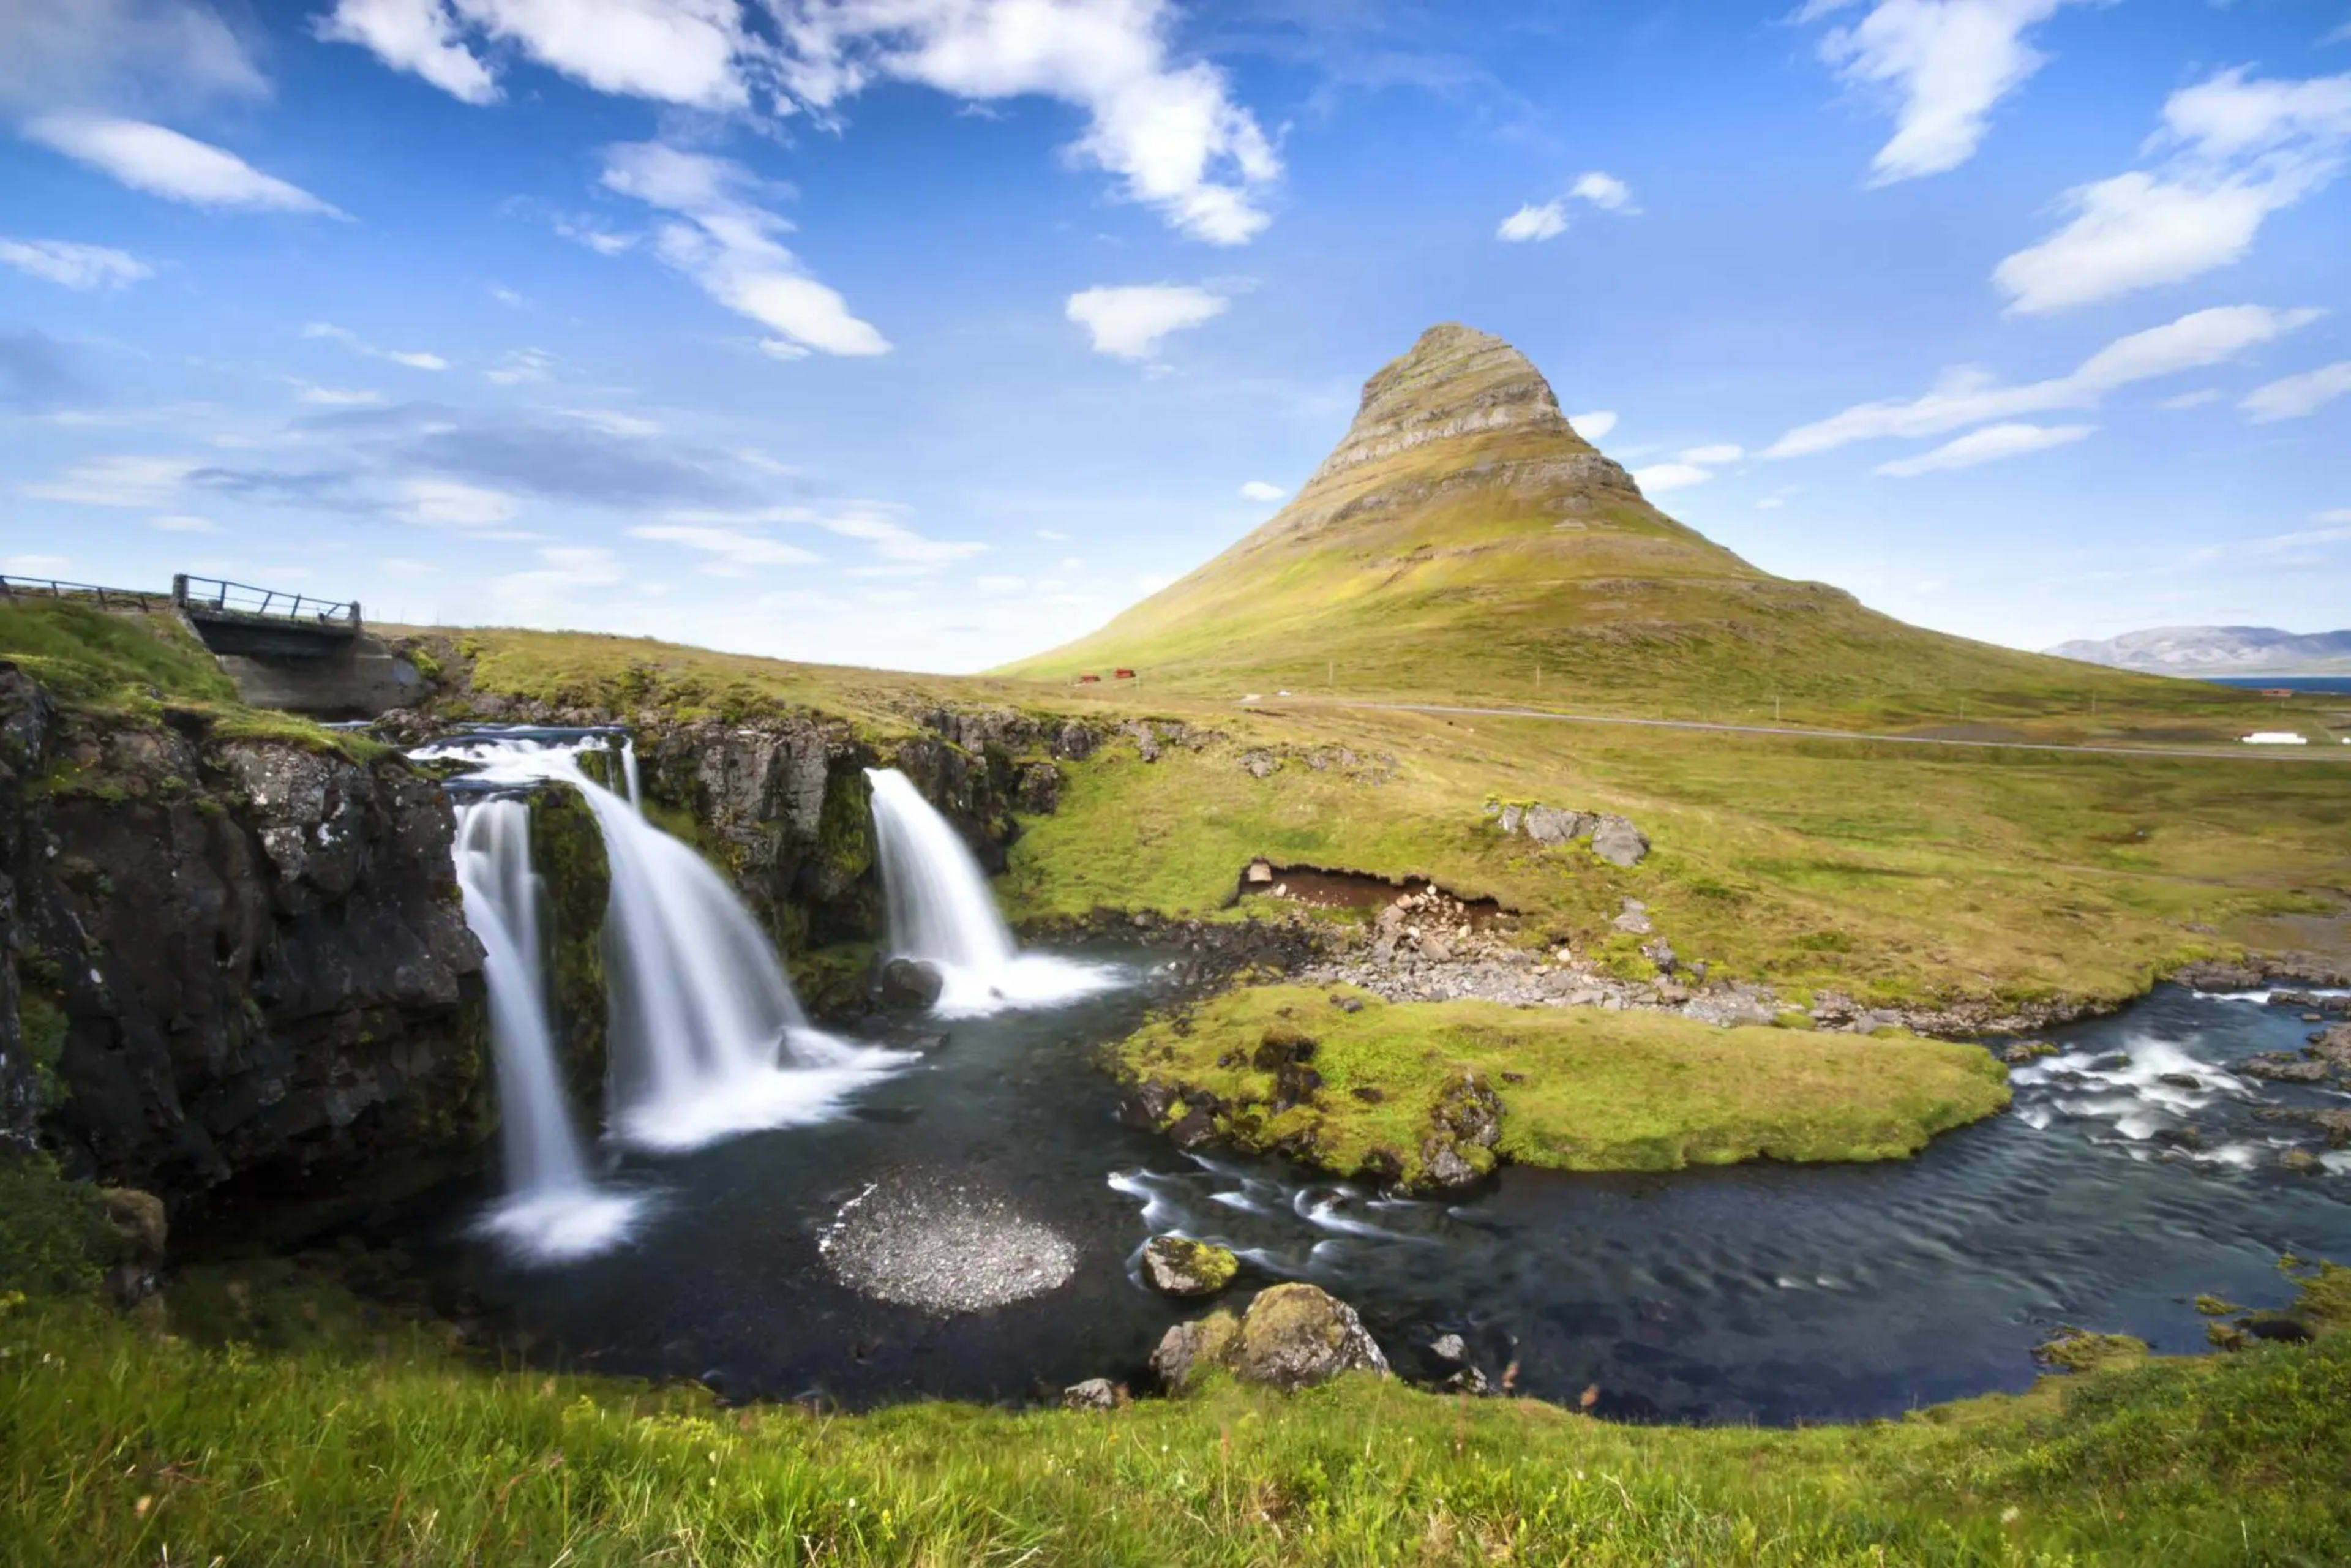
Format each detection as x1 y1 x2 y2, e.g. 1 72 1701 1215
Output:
1 1257 2347 1567
1109 985 2012 1186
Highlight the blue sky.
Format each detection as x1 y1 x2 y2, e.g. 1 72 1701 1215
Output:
2 0 2347 672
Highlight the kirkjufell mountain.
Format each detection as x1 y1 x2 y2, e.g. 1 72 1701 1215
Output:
1002 324 2178 707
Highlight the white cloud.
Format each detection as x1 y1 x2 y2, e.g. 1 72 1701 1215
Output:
304 321 451 370
975 574 1027 593
1632 462 1712 494
1134 571 1176 593
0 0 267 120
664 505 984 568
561 407 664 437
1768 303 2322 456
315 0 502 105
2159 388 2221 410
25 115 343 215
321 0 751 109
1496 172 1637 242
1679 442 1744 465
1569 409 1617 440
552 214 639 255
296 384 383 406
0 238 151 289
397 477 524 527
1570 171 1637 211
601 141 888 357
1875 421 2093 476
2241 361 2351 422
20 454 195 507
1805 0 2079 184
328 0 1280 245
769 0 1280 244
1067 283 1226 361
1496 201 1568 242
1995 67 2351 314
2 555 72 575
1239 479 1285 501
1035 528 1070 541
149 512 216 532
630 523 822 569
484 347 552 384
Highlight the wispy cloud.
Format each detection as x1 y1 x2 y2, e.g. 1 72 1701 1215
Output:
1239 479 1285 501
1875 421 2093 476
601 141 888 359
0 237 151 289
1067 283 1228 362
2241 361 2351 422
26 114 343 215
304 321 449 370
1767 303 2321 457
1995 66 2351 314
1496 171 1638 241
1802 0 2082 183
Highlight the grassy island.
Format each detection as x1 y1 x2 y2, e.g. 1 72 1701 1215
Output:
1111 985 2013 1187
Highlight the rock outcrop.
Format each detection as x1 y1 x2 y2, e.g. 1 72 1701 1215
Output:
1151 1283 1390 1393
1139 1234 1239 1297
1 664 489 1225
1491 801 1649 867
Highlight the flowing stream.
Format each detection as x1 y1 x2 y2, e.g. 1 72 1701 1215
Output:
863 766 1117 1015
401 975 2350 1420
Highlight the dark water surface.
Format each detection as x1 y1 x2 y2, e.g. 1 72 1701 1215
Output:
2203 675 2351 695
408 970 2350 1425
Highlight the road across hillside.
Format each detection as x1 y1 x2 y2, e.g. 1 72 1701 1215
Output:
1303 700 2351 763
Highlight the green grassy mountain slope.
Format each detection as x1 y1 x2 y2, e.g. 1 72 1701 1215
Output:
999 324 2238 724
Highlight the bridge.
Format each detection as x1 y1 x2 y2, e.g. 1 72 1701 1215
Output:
172 574 361 660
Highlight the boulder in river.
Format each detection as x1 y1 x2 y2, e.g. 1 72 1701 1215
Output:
1061 1378 1126 1411
875 956 945 1011
1139 1234 1239 1297
1152 1283 1390 1393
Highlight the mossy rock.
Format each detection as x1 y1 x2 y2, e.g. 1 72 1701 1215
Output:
1140 1235 1239 1297
2032 1327 2149 1374
527 782 610 1112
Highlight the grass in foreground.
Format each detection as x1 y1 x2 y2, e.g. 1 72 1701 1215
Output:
1111 985 2012 1185
2 1261 2349 1567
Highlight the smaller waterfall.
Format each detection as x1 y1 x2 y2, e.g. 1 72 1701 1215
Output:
454 798 645 1264
864 767 1120 1015
620 738 642 813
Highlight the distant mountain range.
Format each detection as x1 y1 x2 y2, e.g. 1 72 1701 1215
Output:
2045 626 2351 676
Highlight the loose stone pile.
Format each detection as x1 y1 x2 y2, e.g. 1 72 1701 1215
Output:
819 1171 1078 1313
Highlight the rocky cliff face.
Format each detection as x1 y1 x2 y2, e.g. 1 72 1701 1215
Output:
392 664 1100 964
0 663 489 1224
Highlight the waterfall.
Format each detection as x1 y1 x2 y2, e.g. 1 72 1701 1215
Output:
422 728 906 1164
620 738 642 812
452 798 645 1264
864 767 1120 1016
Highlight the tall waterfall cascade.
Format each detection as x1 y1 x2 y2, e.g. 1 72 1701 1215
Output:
864 767 1120 1016
424 728 907 1259
451 798 645 1263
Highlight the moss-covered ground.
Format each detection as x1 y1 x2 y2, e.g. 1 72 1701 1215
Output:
2 1255 2348 1566
0 598 383 759
399 624 2351 1014
1112 985 2011 1184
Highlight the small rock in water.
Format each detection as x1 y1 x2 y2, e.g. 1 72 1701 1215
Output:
1445 1365 1491 1395
2281 1147 2324 1174
1430 1332 1469 1364
875 956 945 1011
1139 1234 1240 1297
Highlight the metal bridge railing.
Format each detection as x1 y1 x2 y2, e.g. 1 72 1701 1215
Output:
0 574 162 610
172 575 359 628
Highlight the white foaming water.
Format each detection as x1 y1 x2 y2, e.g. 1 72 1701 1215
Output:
452 798 646 1264
429 731 906 1159
863 766 1120 1016
2006 1030 2284 1171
